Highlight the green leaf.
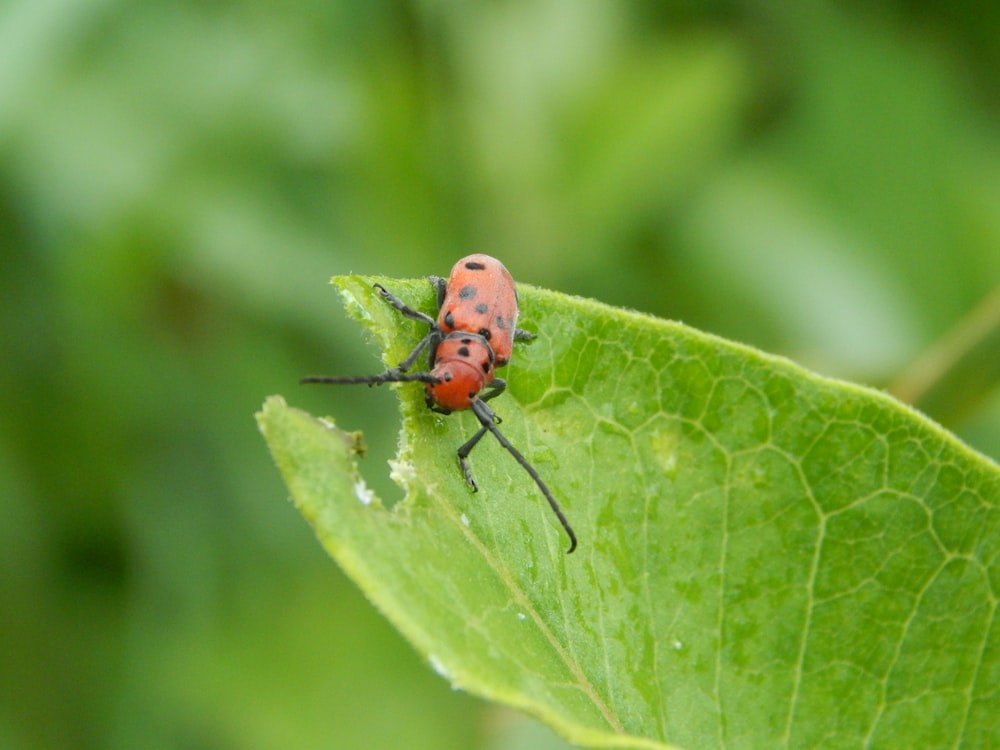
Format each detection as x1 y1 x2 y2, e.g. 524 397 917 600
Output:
257 276 1000 750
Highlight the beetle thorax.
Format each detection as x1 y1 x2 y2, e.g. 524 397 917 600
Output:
425 333 495 412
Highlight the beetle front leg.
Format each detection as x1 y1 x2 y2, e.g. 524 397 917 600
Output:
479 378 507 404
456 425 489 491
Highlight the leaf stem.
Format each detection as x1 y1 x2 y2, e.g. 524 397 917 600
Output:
888 283 1000 424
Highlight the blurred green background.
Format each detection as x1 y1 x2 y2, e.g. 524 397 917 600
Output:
2 1 999 748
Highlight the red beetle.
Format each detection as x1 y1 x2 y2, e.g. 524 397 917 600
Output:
303 254 577 553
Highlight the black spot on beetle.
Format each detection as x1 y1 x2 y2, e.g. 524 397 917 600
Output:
457 346 470 357
444 311 454 329
464 261 486 270
474 302 489 314
459 285 477 299
495 316 506 329
478 328 491 340
481 362 490 374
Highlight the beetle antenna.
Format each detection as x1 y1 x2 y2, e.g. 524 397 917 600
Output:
301 372 440 387
471 400 577 554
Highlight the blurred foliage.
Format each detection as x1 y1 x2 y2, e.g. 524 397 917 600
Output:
1 1 998 749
